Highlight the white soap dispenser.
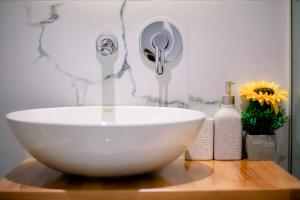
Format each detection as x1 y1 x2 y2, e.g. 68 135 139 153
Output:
214 81 242 160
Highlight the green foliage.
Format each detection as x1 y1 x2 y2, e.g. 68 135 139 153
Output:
241 101 288 135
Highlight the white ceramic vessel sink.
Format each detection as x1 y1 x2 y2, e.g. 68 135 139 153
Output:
6 106 206 177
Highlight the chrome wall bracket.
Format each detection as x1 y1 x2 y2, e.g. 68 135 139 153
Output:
140 21 182 75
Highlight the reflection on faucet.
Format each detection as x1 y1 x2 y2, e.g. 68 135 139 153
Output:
72 79 88 106
96 36 118 57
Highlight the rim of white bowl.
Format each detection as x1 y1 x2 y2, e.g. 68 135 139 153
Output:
6 106 206 127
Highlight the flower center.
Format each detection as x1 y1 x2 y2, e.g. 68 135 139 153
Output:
254 88 274 95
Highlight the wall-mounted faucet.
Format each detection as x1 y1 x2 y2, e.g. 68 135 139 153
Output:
95 33 118 109
140 21 182 75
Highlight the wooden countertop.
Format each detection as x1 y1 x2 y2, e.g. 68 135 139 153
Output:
0 158 300 200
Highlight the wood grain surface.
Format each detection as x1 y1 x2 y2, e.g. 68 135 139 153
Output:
0 158 300 200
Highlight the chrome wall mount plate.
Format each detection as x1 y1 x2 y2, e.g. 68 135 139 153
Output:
140 21 182 75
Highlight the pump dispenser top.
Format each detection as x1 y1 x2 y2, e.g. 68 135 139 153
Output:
222 81 235 105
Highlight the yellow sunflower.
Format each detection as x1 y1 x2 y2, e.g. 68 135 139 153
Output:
240 80 288 114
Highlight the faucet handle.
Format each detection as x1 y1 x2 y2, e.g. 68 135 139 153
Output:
152 34 169 75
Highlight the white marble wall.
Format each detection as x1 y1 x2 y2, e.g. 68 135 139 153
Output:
0 0 290 176
189 0 290 116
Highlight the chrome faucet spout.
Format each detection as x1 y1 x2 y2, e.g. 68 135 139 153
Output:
96 34 118 57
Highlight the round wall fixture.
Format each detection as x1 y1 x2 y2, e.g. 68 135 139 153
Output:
140 21 182 75
96 34 118 57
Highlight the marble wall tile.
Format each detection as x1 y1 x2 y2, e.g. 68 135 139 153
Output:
189 0 290 114
25 1 123 106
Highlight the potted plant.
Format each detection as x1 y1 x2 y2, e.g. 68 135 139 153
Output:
239 80 288 160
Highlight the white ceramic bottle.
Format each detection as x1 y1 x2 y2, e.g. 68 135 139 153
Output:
185 117 214 160
214 81 242 160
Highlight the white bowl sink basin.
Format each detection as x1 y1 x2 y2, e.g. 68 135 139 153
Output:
6 106 206 177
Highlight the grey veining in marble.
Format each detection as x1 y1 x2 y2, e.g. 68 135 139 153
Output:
103 0 137 97
55 64 100 106
189 95 220 116
25 3 100 106
25 3 62 60
189 95 220 105
144 95 189 108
